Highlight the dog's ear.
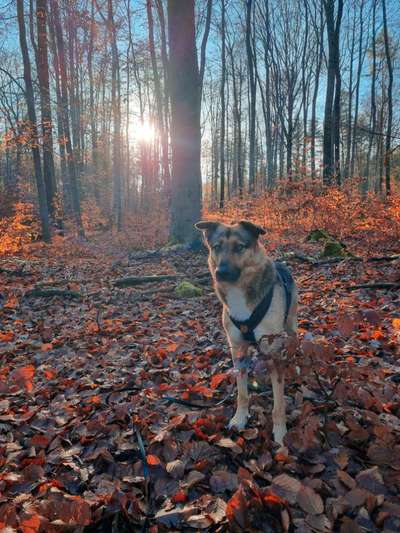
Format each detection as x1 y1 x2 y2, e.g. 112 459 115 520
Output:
194 221 220 241
239 220 266 238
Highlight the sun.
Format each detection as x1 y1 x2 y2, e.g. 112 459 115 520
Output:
136 121 156 143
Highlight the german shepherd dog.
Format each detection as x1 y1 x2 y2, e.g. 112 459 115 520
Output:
195 220 298 445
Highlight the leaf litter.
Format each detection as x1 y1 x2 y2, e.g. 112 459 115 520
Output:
0 236 399 532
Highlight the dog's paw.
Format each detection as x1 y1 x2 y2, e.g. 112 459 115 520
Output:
228 411 248 431
273 424 287 446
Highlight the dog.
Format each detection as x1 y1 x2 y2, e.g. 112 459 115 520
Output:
195 220 298 445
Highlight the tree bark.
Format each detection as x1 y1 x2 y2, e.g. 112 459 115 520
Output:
17 0 50 241
246 0 256 192
322 0 343 185
382 0 393 196
219 0 226 209
168 0 202 244
36 0 56 217
50 0 84 235
107 0 122 229
146 0 170 193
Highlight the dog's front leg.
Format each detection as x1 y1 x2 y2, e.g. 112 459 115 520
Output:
228 344 249 430
270 365 287 445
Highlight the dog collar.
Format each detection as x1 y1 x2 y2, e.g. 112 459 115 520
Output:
229 262 293 343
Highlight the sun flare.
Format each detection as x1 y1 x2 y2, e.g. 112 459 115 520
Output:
135 121 156 143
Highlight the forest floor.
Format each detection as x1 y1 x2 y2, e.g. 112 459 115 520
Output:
0 216 400 532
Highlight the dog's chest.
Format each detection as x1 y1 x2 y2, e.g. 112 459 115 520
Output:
225 288 251 321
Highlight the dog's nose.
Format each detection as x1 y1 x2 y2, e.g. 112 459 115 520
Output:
216 263 236 281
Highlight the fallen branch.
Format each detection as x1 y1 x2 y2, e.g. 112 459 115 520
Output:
367 254 400 262
114 274 179 287
347 282 400 291
114 272 210 288
25 288 81 299
0 266 29 277
131 287 176 300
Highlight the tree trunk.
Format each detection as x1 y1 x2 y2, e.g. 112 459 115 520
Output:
168 0 202 244
107 0 122 229
219 0 226 209
310 5 323 180
322 0 343 185
382 0 393 196
88 0 99 200
50 0 84 236
350 0 365 180
344 12 356 180
246 0 256 192
146 0 170 193
366 0 377 188
17 0 50 241
199 0 213 99
36 0 56 217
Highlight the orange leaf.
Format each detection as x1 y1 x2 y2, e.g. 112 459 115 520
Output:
0 330 14 342
393 318 400 330
20 514 41 533
4 295 19 309
165 342 178 353
11 365 35 391
211 372 228 389
264 492 285 505
147 454 161 466
86 321 100 334
41 342 53 351
89 395 101 404
171 490 187 503
44 368 56 380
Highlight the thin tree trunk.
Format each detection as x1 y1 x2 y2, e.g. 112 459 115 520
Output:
322 0 343 185
310 5 323 180
17 0 50 241
382 0 393 196
107 0 122 229
366 0 377 188
350 0 364 179
36 0 56 217
88 0 99 200
344 13 356 180
199 0 213 99
146 0 170 193
50 0 84 236
219 0 226 209
246 0 256 192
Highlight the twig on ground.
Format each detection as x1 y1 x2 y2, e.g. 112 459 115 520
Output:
25 288 81 299
347 282 400 291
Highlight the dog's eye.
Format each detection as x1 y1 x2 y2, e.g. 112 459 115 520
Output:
212 243 222 252
234 244 246 253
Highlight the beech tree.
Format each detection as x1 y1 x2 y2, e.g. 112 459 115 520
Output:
168 0 202 244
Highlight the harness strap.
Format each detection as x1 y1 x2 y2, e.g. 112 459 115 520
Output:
229 261 293 343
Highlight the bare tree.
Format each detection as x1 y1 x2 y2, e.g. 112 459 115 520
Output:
36 0 56 217
322 0 344 185
17 0 50 241
382 0 393 196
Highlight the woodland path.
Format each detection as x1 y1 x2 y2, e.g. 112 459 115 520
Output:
0 240 399 532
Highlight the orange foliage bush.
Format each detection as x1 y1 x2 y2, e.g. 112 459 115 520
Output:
0 201 41 255
205 182 400 255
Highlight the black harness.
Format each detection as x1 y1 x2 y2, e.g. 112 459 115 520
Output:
229 262 294 343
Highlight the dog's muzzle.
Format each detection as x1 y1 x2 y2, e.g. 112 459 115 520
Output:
216 263 241 282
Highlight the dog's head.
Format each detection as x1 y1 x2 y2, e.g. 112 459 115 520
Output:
195 220 266 284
